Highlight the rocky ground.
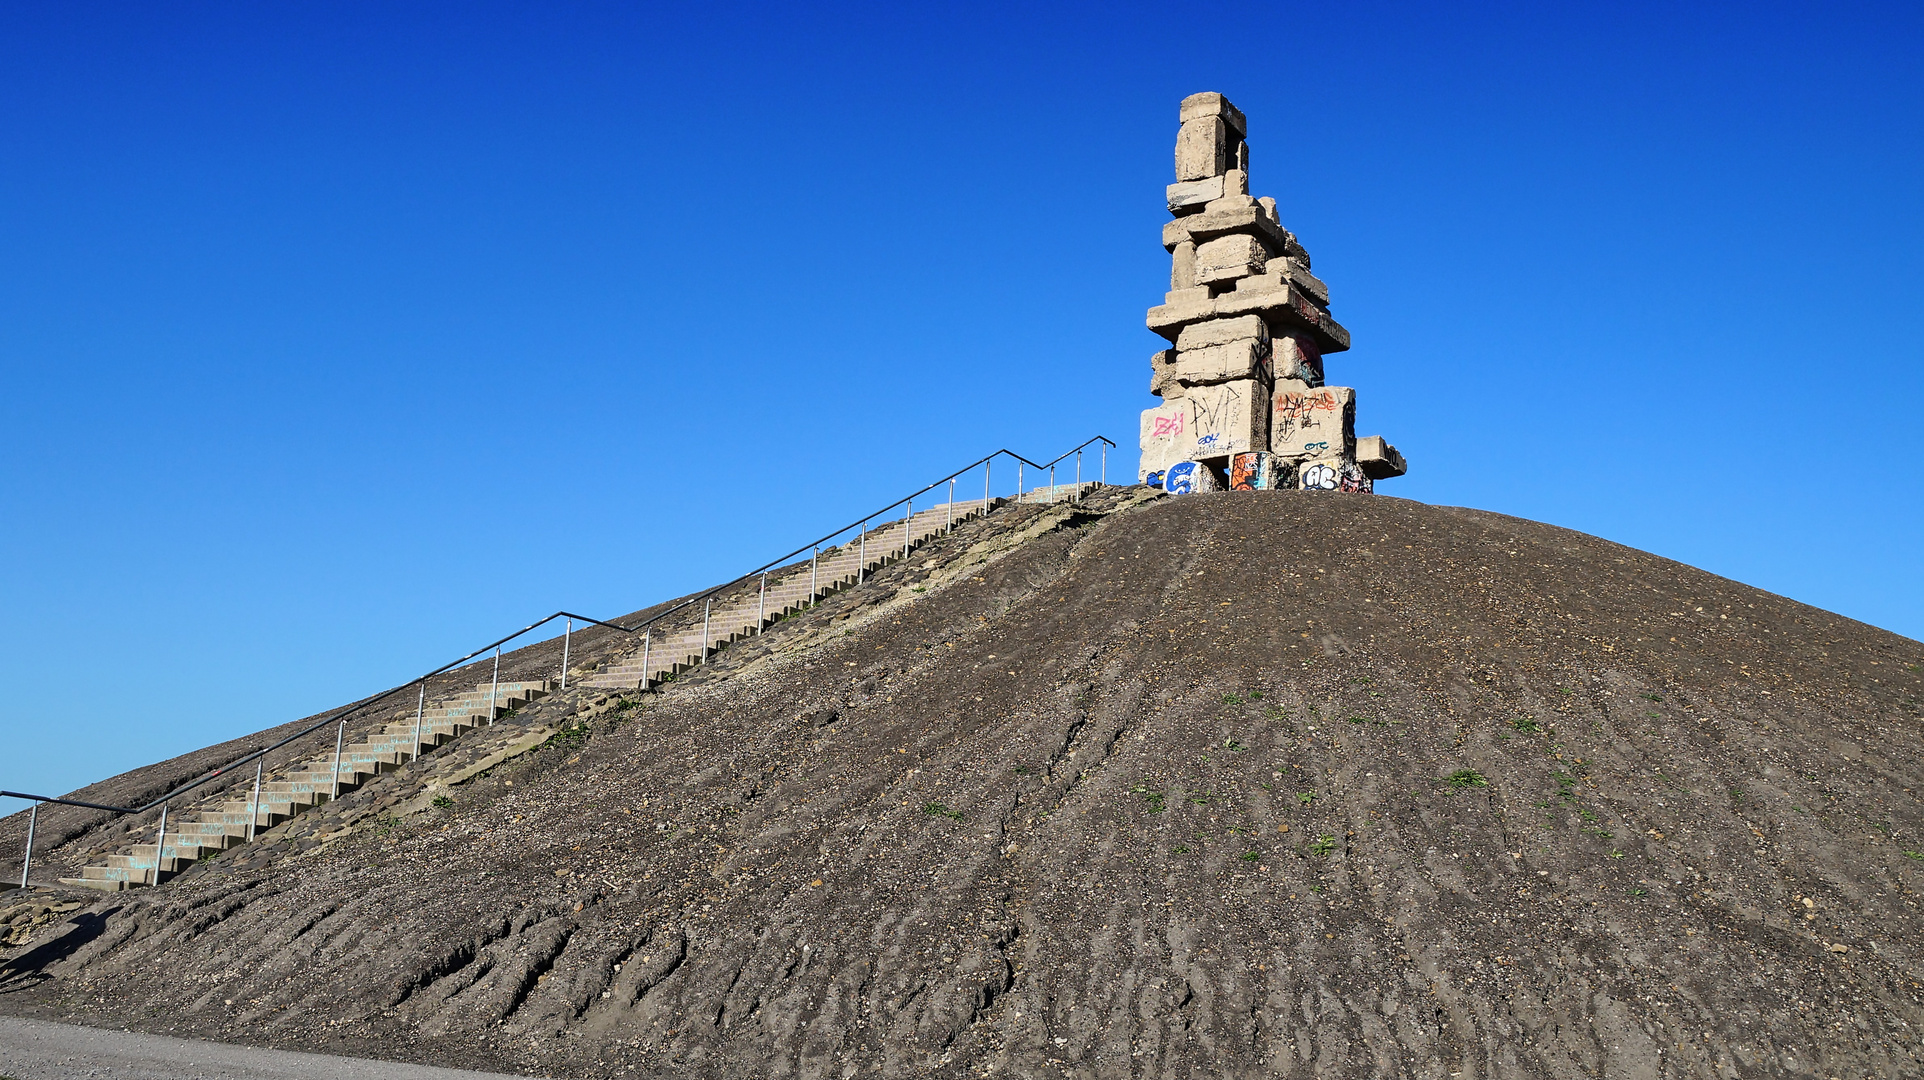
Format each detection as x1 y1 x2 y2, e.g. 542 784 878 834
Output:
2 488 1921 1080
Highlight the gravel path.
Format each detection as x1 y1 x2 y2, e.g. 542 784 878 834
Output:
0 1017 541 1080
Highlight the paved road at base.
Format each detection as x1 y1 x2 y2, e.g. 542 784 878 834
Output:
0 1017 545 1080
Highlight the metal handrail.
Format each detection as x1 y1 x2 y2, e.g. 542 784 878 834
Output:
2 437 1113 888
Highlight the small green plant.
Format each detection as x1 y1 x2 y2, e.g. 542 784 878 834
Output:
1642 693 1662 702
1902 850 1924 861
1510 716 1543 733
1629 887 1648 897
1222 693 1246 705
922 801 966 821
1239 850 1260 862
1188 791 1213 805
910 586 926 593
1013 765 1030 774
1609 850 1625 859
1585 827 1615 839
1729 788 1745 803
1130 784 1166 813
1296 791 1315 806
1444 769 1489 791
431 794 454 809
1309 834 1338 856
1249 691 1264 700
1224 738 1246 752
1309 884 1324 893
1347 716 1366 725
1173 844 1190 853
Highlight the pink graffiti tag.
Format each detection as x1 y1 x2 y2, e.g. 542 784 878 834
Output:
1151 413 1185 438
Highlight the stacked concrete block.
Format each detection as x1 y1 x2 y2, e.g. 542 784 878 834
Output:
1141 92 1407 491
1229 452 1291 491
1163 460 1222 495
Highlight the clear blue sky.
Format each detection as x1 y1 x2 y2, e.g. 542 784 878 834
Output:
3 2 1920 800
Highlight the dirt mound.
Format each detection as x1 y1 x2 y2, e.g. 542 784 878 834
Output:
4 489 1922 1079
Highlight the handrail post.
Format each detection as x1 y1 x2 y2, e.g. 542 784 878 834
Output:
858 523 866 584
904 498 913 558
488 646 501 723
758 573 767 630
560 618 572 690
411 682 426 761
1101 441 1107 485
330 720 345 800
947 479 955 531
1049 464 1056 504
985 461 992 515
641 629 652 688
1075 451 1082 503
151 804 168 886
1018 462 1024 503
19 803 36 888
810 546 819 601
246 759 263 842
700 598 711 664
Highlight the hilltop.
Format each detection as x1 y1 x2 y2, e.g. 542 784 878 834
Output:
3 488 1922 1079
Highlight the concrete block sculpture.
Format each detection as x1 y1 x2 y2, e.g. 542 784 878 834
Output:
1142 92 1407 492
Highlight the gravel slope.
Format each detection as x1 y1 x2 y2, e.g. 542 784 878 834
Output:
3 488 1922 1080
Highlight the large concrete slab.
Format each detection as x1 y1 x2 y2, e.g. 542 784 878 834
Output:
1165 176 1225 214
1174 117 1228 181
1193 234 1270 285
1271 381 1355 461
1147 283 1350 354
1356 435 1408 479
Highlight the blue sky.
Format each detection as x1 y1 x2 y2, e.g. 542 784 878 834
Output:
2 1 1920 799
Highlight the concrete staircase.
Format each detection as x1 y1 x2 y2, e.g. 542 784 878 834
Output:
53 484 1079 890
581 496 1005 689
62 680 552 891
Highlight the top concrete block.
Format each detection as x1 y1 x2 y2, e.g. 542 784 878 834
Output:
1180 92 1247 138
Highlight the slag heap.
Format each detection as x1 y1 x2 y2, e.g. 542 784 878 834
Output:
1140 92 1407 495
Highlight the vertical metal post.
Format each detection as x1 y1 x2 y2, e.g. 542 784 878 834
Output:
700 598 712 664
641 629 652 686
1075 451 1083 502
330 720 345 800
152 804 168 886
411 682 426 760
1018 463 1024 503
904 499 913 557
947 479 955 531
560 618 572 690
984 461 992 515
1101 442 1107 486
246 759 263 842
810 546 819 601
488 646 501 722
858 523 866 584
1049 465 1057 504
19 804 36 888
758 573 767 630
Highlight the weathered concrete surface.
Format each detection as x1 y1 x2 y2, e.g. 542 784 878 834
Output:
1272 381 1356 461
0 1016 525 1080
1138 400 1189 480
1174 116 1228 181
1183 378 1267 461
1193 235 1270 285
1357 435 1408 480
3 492 1923 1079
